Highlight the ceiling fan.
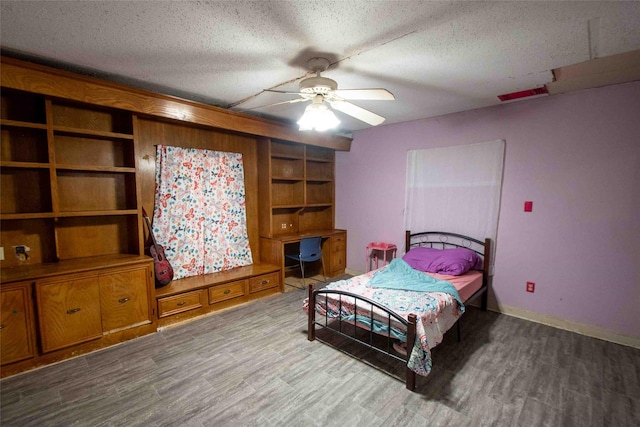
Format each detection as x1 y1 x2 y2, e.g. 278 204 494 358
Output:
252 57 395 128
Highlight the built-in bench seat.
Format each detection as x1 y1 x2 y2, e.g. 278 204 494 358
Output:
154 263 281 327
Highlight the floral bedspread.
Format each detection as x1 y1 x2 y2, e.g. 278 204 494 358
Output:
303 268 464 377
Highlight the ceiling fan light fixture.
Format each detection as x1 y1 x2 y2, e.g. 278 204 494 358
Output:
297 95 340 132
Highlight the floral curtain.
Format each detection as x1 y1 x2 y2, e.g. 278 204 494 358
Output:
152 145 253 280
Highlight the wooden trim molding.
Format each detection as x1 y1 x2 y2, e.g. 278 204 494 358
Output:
0 56 352 151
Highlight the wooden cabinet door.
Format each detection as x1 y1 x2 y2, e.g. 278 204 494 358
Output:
329 232 346 276
99 267 150 333
38 276 102 353
0 283 36 365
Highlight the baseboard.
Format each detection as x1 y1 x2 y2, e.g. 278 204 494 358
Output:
345 268 639 349
489 302 640 349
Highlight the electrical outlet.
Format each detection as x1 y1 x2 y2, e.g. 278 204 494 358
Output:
524 201 533 212
526 281 535 293
14 245 30 261
281 223 287 229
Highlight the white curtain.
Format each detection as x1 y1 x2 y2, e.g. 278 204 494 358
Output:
404 140 505 268
153 145 253 280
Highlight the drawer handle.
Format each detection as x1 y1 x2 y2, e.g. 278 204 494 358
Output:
176 301 186 306
224 289 231 294
0 325 5 330
118 297 130 304
261 280 269 285
66 308 81 315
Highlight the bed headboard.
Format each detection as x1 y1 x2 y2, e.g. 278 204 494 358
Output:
404 230 492 280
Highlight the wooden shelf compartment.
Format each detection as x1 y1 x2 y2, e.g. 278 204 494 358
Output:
0 167 52 215
306 180 333 205
55 215 141 260
54 134 135 169
299 206 334 233
306 160 334 181
271 139 305 158
0 218 57 269
271 207 300 236
1 126 49 164
306 145 334 162
1 89 46 124
271 179 304 206
51 102 133 135
56 170 137 212
271 157 304 179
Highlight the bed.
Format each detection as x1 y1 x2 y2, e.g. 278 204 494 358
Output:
304 230 491 391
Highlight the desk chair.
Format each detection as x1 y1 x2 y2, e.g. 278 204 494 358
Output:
285 237 326 288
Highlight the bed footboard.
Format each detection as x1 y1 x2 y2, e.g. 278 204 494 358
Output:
307 283 418 390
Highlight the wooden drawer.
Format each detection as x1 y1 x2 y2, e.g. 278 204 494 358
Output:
158 290 204 318
249 272 279 293
209 280 245 304
332 234 346 253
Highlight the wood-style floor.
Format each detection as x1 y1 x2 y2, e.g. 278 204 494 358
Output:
1 278 639 426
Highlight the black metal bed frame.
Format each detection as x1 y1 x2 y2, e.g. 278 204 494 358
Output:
307 230 492 391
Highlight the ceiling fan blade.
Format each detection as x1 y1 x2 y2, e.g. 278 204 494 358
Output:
237 97 309 112
332 88 395 101
328 100 386 126
264 89 303 96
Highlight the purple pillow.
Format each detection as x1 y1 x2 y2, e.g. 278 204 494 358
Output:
402 247 483 276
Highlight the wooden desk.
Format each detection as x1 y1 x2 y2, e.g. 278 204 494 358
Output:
260 229 347 290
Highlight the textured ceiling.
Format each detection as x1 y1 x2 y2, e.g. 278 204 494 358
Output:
2 1 640 136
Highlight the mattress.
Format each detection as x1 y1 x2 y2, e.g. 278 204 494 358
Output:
429 270 483 303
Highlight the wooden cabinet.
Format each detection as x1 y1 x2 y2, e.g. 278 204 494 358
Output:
99 267 150 333
36 262 153 353
37 275 103 353
328 231 347 277
258 139 335 238
155 264 281 327
0 282 37 365
0 88 143 271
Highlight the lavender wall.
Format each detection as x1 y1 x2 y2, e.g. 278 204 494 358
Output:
335 81 640 339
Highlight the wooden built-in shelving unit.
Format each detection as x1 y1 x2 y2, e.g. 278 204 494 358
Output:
258 139 335 237
0 56 351 378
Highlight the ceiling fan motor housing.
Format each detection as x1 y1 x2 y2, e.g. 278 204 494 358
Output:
299 76 338 95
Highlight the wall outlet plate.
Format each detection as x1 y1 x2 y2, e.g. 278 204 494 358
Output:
526 281 535 293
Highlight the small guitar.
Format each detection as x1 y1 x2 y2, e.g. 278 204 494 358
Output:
142 207 174 287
